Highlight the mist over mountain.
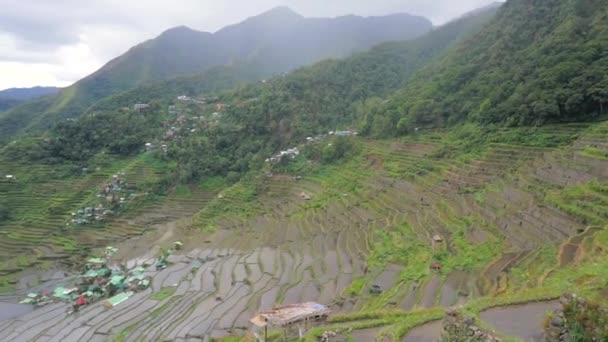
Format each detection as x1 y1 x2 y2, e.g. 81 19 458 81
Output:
0 86 60 101
1 2 608 341
0 7 431 139
0 86 60 112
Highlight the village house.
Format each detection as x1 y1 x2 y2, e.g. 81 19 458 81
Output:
251 302 331 340
266 147 300 163
133 103 150 112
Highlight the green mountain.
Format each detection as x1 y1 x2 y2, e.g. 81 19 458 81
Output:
0 98 21 112
96 7 431 87
89 7 498 117
360 0 608 134
28 6 498 169
0 86 60 112
2 2 608 341
0 86 59 101
0 7 432 141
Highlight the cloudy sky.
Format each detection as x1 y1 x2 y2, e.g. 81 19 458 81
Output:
0 0 501 90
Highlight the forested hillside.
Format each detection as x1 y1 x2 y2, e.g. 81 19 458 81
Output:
88 64 267 113
0 87 59 101
360 0 608 135
2 2 608 340
0 87 60 112
15 6 498 184
0 98 21 112
0 7 431 141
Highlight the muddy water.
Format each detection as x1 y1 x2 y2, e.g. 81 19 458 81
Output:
480 301 559 341
403 320 442 342
440 271 477 307
0 302 33 320
372 264 403 291
559 243 579 266
420 275 441 308
351 328 381 341
560 227 601 266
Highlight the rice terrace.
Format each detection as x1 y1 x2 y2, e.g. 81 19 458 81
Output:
1 120 607 341
1 0 608 341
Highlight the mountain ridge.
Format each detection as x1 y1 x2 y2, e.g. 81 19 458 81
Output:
0 86 60 112
0 8 432 141
358 0 608 134
0 86 60 101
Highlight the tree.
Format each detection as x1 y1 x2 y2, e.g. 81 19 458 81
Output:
0 199 10 222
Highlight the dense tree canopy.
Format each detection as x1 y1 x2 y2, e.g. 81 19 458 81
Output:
361 0 608 136
9 5 495 184
11 0 607 186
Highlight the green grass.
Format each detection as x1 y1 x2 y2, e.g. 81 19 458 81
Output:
202 224 218 233
199 175 227 192
474 191 486 205
150 287 177 301
368 223 430 280
579 146 608 160
343 277 368 297
379 308 445 340
47 84 77 113
298 158 371 211
0 273 17 292
545 181 608 226
174 184 192 198
1 121 607 341
114 328 130 342
438 214 503 273
114 320 140 342
302 308 445 341
193 177 262 229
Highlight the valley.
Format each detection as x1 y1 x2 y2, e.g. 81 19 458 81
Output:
1 0 608 340
1 121 607 341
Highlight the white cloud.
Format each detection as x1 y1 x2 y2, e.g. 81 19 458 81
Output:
0 0 502 89
0 62 68 89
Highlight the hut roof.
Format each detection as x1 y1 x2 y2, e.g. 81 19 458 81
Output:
250 302 330 327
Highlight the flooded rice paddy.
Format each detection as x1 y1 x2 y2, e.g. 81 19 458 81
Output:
1 127 607 341
480 301 559 341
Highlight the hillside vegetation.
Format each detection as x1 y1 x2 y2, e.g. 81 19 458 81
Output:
360 0 608 134
13 6 498 185
0 7 432 141
0 87 59 112
1 0 608 341
0 86 59 101
0 98 21 112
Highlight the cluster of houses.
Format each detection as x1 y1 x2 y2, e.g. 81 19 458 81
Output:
68 174 134 227
99 174 133 203
20 249 151 312
305 130 357 143
177 95 215 105
144 100 227 154
266 147 300 163
69 205 112 226
333 130 358 137
133 103 150 112
266 130 358 164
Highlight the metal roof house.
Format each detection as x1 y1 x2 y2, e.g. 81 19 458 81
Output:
133 103 150 111
250 302 331 340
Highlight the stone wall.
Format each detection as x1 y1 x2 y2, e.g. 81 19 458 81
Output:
442 308 500 342
544 293 608 342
